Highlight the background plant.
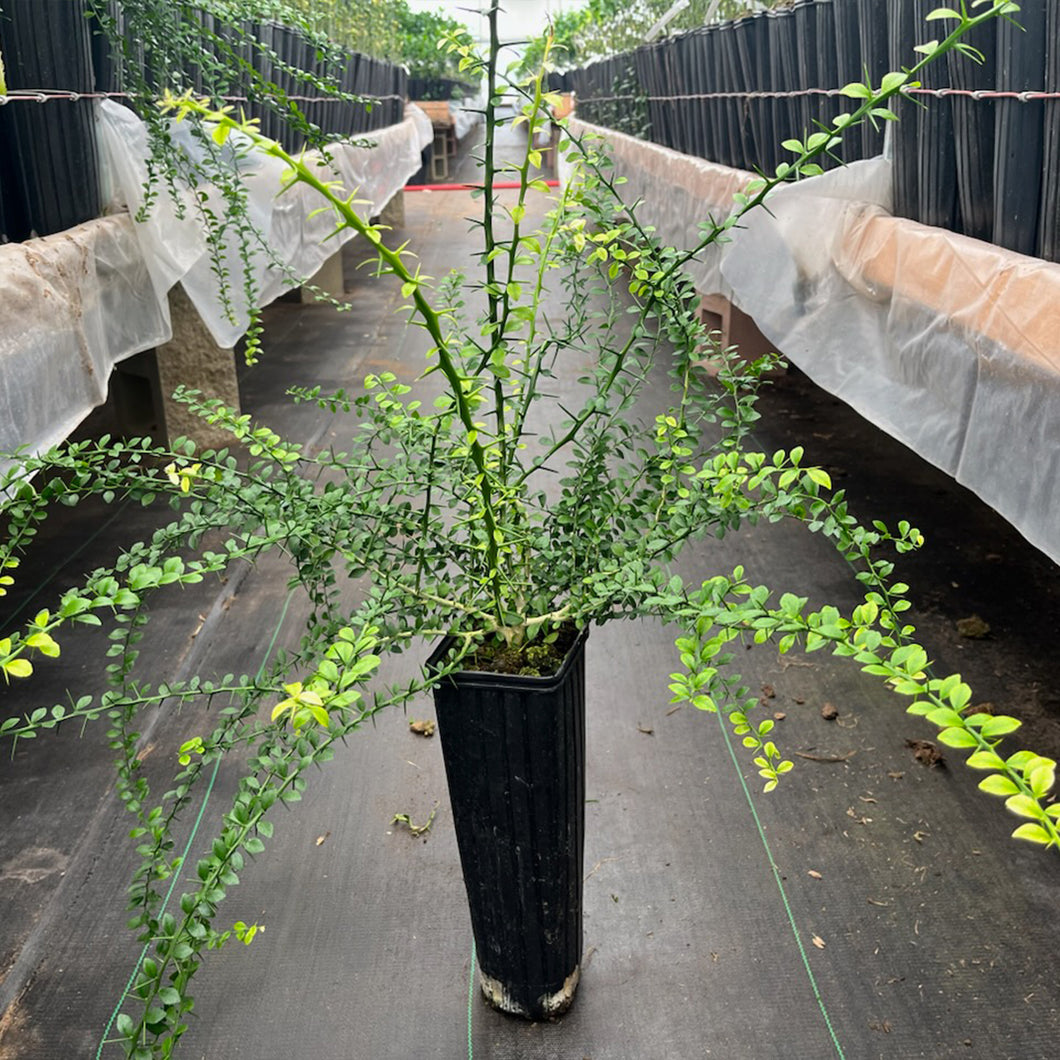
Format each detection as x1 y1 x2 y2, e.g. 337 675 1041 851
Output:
535 0 792 70
0 3 1054 1058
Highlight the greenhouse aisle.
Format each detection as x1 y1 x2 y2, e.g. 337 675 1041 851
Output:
2 145 1059 1059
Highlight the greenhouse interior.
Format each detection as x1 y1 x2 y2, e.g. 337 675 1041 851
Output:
1 1 1058 1057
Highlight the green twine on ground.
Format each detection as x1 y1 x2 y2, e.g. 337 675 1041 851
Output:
96 587 296 1057
467 938 477 1060
715 708 846 1059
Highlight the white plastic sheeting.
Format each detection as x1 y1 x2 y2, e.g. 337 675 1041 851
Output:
0 214 170 456
99 100 433 348
567 119 1060 565
0 103 432 458
453 104 482 143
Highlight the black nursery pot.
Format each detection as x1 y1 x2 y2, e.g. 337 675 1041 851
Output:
993 4 1047 257
947 14 996 243
1040 0 1060 263
0 0 102 239
914 0 959 232
886 0 920 222
856 0 889 159
429 627 588 1020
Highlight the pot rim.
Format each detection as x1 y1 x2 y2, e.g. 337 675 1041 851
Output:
425 625 588 693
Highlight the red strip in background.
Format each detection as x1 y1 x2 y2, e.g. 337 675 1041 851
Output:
404 180 560 192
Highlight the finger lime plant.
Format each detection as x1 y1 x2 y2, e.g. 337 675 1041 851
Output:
1 0 1056 1055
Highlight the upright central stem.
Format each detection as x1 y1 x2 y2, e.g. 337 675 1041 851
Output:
483 1 509 480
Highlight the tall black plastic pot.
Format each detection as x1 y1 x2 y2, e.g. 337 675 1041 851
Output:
792 0 817 141
87 0 122 98
993 3 1047 256
250 21 280 144
429 628 588 1020
685 30 707 159
832 0 863 148
0 131 30 243
0 0 101 239
856 0 889 158
914 0 959 231
947 14 996 243
708 25 735 166
1040 0 1060 262
886 0 920 222
768 9 798 155
814 0 839 169
750 12 775 172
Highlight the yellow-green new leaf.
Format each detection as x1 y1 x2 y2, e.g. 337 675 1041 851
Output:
978 773 1019 797
1005 793 1044 820
3 658 32 679
1011 823 1054 847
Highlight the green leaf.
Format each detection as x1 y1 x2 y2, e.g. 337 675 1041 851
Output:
978 774 1019 797
840 81 873 100
1004 794 1043 821
926 7 963 21
880 71 909 95
966 750 1005 771
1028 764 1055 798
936 726 977 749
1011 823 1054 846
926 707 964 729
981 715 1021 738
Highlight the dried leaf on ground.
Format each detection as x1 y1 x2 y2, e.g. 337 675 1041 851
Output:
905 738 945 768
820 702 839 721
957 614 991 639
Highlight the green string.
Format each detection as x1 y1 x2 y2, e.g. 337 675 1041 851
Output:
715 709 846 1059
97 587 296 1057
467 938 477 1060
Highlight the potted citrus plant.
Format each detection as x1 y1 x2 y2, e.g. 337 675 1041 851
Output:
1 2 1054 1054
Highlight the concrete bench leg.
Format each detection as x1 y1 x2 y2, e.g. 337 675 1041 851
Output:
301 247 346 304
379 190 405 229
155 284 241 449
695 293 783 377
